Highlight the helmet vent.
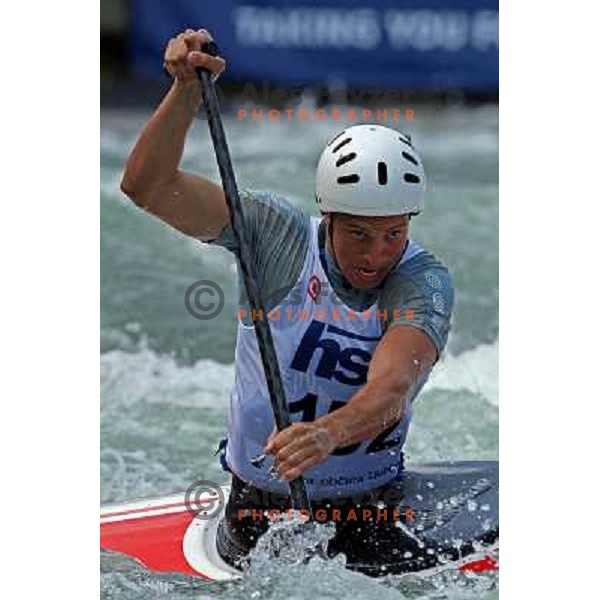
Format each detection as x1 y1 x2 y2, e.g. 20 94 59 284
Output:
404 173 421 184
337 174 360 184
335 152 356 167
402 151 419 166
332 138 352 153
327 130 346 147
398 135 413 147
377 162 388 185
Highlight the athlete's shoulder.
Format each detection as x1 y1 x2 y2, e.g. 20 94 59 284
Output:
397 243 451 279
208 190 313 315
241 189 298 211
394 242 453 291
209 189 311 250
381 243 454 355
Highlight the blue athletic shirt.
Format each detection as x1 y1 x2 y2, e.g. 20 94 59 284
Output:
207 191 453 498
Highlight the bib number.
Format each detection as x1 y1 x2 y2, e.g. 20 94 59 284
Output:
288 392 402 456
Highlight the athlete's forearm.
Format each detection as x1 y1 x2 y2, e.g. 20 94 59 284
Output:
316 376 410 448
121 80 203 193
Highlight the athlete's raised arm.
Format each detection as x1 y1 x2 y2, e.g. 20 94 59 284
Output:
120 29 229 240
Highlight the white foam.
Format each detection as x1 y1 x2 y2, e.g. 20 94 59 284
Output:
101 337 498 409
101 346 234 409
425 340 499 406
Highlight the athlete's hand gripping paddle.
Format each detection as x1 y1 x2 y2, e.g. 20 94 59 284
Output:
195 41 312 516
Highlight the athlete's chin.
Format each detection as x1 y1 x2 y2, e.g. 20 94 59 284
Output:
350 278 380 290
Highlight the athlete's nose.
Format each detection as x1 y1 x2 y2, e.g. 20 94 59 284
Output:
361 236 389 267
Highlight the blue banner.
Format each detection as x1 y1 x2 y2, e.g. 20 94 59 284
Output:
131 0 498 91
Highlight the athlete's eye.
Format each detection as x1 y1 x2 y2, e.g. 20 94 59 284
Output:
387 230 403 240
349 229 366 240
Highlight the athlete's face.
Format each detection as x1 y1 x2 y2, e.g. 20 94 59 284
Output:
324 213 410 289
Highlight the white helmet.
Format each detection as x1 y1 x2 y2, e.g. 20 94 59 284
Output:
315 124 426 216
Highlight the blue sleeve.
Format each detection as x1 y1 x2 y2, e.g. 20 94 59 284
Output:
206 190 311 313
380 253 454 357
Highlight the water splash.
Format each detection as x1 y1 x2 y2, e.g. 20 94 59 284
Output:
232 516 409 600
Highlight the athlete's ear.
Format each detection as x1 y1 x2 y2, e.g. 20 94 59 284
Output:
323 213 331 225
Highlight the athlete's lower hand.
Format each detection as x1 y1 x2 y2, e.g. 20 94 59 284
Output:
264 423 337 481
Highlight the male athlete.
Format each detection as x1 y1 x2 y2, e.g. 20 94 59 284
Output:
121 29 454 575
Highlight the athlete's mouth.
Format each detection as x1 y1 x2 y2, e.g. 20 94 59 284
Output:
353 266 381 280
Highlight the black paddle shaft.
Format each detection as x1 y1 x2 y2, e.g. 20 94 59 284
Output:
195 43 311 514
